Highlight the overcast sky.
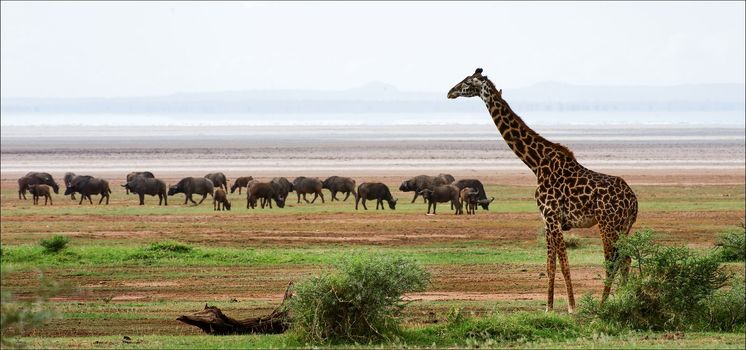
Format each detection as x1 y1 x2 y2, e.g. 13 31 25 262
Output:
1 1 744 98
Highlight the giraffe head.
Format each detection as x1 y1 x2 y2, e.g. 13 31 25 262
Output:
448 68 487 99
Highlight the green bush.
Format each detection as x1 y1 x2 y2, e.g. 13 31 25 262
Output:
147 241 193 254
580 230 731 331
289 255 430 343
701 276 745 332
39 235 70 254
715 228 745 262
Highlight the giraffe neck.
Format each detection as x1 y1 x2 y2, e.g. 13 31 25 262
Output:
479 82 565 176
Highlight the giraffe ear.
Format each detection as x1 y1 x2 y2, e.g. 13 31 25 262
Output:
474 68 483 76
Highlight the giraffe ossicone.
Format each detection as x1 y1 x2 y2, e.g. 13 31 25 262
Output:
448 68 638 313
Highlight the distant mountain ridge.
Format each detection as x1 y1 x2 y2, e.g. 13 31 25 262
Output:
2 82 743 115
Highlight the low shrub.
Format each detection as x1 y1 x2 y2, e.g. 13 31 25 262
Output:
580 230 732 331
39 235 70 254
701 275 745 332
147 240 193 254
289 254 430 343
715 226 745 262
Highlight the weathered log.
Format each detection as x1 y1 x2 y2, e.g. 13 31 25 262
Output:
177 282 293 335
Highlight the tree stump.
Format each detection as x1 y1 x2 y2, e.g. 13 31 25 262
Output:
177 282 293 335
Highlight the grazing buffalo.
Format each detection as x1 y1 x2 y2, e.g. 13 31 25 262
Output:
399 175 451 203
453 179 495 210
18 172 59 199
270 177 293 198
292 177 325 204
64 172 77 199
65 175 111 205
247 182 286 209
122 176 168 206
27 184 53 206
168 177 215 205
419 184 462 215
230 176 255 194
460 187 479 215
124 172 155 194
205 173 229 192
322 176 356 201
356 182 397 210
213 188 231 211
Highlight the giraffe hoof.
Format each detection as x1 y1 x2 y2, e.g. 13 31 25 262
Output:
567 307 575 314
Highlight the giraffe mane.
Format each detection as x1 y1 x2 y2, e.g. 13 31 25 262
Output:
482 78 577 161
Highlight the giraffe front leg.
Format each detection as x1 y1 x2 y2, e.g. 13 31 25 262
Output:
556 231 576 313
544 223 558 312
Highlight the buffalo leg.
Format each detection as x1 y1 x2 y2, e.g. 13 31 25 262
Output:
318 191 325 203
362 199 368 210
78 194 84 205
197 194 207 205
296 192 301 204
311 193 318 203
410 192 418 203
303 193 310 204
139 193 145 205
343 191 351 201
71 193 76 200
99 194 104 205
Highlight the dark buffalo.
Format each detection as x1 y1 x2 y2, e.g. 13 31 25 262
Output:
356 182 397 210
205 173 229 192
18 172 59 199
122 176 168 206
124 171 155 194
27 184 53 206
64 175 111 205
64 172 77 199
247 182 286 209
453 179 495 210
292 176 325 204
322 176 356 201
168 177 215 205
270 177 293 198
419 184 462 215
230 176 255 194
213 188 231 211
399 175 450 203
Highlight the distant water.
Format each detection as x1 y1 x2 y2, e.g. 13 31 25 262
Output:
1 121 743 175
0 110 744 127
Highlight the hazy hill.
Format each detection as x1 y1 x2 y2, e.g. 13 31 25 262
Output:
2 82 743 115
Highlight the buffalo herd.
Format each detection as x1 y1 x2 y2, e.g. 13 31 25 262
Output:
15 171 496 215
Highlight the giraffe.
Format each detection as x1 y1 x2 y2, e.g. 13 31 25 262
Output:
447 68 638 313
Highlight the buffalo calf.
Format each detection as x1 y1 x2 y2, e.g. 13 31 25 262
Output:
214 188 231 211
28 184 53 206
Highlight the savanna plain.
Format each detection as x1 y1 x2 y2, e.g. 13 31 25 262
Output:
1 126 744 349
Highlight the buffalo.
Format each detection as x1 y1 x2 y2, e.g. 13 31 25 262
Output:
230 176 255 194
247 182 286 209
459 187 479 215
322 176 356 201
399 175 451 203
419 184 462 215
356 182 397 210
122 176 168 205
270 177 293 198
27 184 53 206
453 179 495 210
64 172 77 199
213 188 231 211
124 171 155 194
18 172 59 199
205 173 229 192
168 177 215 205
64 175 111 205
292 176 325 204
